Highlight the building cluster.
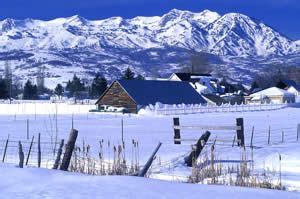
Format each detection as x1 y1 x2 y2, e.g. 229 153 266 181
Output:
95 73 300 113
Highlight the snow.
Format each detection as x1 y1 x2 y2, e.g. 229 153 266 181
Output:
0 102 299 193
0 102 95 115
250 87 295 97
193 9 221 24
190 82 208 94
0 164 299 199
0 9 299 87
0 9 297 54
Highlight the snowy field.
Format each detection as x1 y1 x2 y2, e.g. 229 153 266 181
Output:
0 165 299 199
0 102 300 196
0 101 95 115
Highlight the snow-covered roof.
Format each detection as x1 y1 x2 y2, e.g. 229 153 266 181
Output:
190 82 208 94
169 73 211 81
250 87 294 97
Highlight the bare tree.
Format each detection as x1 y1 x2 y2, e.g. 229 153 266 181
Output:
36 66 45 93
285 66 300 83
4 61 12 101
181 52 213 74
253 64 288 89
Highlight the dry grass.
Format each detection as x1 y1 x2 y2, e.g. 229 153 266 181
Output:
188 145 284 190
69 139 140 176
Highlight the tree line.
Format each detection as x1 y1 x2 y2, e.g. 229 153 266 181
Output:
0 66 144 100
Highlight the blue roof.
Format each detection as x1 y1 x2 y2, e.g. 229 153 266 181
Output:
282 80 297 87
282 79 300 90
117 80 206 105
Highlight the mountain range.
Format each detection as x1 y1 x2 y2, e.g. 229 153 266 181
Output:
0 9 299 88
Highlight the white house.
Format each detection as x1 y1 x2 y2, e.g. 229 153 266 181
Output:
287 86 299 96
169 73 223 94
245 87 295 104
168 73 212 82
276 79 300 96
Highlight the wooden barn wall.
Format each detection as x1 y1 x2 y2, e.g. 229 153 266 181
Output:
98 82 137 113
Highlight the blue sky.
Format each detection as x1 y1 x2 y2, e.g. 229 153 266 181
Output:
1 0 299 40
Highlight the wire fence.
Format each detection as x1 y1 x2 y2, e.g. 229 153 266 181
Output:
0 115 299 191
0 134 61 168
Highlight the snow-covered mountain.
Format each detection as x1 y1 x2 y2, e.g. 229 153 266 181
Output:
0 9 299 87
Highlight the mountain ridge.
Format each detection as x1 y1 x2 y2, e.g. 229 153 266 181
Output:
0 9 299 88
0 9 298 56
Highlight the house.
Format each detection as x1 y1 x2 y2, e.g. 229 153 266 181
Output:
37 93 50 100
168 73 212 82
95 80 207 113
221 94 245 105
276 79 300 96
50 94 68 102
201 94 227 106
220 80 249 95
197 77 224 94
169 73 224 94
245 87 295 104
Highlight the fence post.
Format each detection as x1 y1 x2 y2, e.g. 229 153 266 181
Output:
250 126 254 148
268 125 271 145
236 118 245 147
232 135 236 147
26 119 29 140
53 139 65 169
25 136 35 166
121 118 124 143
2 135 9 163
60 129 78 171
210 144 215 179
173 118 181 144
297 124 299 142
38 133 41 168
18 141 24 168
184 131 211 167
138 142 162 177
282 130 284 143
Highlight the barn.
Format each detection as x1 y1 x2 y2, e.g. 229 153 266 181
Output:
95 80 207 113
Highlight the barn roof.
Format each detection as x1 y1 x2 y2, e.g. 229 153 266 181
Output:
116 80 207 106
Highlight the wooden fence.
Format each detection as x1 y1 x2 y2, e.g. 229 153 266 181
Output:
172 117 300 148
173 117 245 146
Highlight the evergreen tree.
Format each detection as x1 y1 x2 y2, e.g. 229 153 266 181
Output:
23 80 38 100
54 84 64 99
66 75 85 97
122 67 135 80
90 73 108 98
136 74 145 80
0 78 8 99
250 81 259 92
